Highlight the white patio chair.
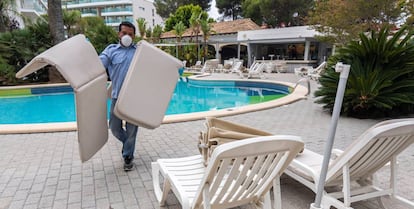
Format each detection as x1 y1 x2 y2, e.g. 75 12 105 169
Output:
247 62 267 79
285 118 414 209
294 66 313 77
152 135 304 209
309 61 327 81
294 61 327 80
230 60 244 78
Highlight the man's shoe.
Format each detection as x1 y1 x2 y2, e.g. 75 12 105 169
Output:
123 157 134 171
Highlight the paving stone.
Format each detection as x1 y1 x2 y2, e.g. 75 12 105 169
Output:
0 73 412 209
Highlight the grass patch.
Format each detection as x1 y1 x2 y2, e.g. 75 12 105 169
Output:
182 72 194 77
0 88 31 97
249 94 286 104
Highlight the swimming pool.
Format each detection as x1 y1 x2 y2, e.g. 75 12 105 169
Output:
0 79 290 125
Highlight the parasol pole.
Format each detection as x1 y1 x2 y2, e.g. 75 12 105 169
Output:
310 62 351 209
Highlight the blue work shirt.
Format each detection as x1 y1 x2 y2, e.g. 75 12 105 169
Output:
99 43 137 99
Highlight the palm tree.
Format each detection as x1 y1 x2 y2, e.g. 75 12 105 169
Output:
47 0 65 44
173 21 186 59
63 9 82 37
145 27 152 42
315 26 414 118
190 12 201 61
200 19 214 62
136 18 147 39
152 24 163 43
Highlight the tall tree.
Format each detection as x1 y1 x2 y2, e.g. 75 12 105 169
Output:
172 21 187 58
63 9 82 37
241 0 261 24
0 0 18 32
80 16 118 53
154 0 211 18
190 12 202 60
308 0 410 45
164 4 205 31
200 19 214 61
216 0 242 20
401 0 413 29
48 0 65 44
241 0 313 27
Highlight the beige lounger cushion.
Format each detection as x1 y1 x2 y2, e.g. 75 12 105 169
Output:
114 40 182 129
16 34 108 162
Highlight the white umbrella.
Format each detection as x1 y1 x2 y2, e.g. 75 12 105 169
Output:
310 62 351 209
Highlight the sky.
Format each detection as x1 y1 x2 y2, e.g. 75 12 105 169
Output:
208 0 220 20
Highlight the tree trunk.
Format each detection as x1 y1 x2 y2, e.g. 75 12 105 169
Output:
47 0 66 83
48 0 65 45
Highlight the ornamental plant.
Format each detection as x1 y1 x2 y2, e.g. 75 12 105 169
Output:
315 26 414 118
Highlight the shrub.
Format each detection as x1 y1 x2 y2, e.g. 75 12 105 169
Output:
315 26 414 118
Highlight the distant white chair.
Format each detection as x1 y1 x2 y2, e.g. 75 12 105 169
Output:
309 61 327 81
274 61 288 73
294 61 327 81
188 60 202 71
285 118 414 209
230 60 244 78
152 135 304 209
201 59 220 73
294 66 313 77
247 62 267 79
194 60 202 67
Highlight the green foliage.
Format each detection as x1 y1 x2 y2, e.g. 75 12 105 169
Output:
216 0 242 20
63 9 82 37
241 0 261 24
154 0 211 19
81 17 117 53
241 0 313 27
173 21 187 58
145 28 152 41
136 18 147 38
0 19 53 85
0 0 18 32
315 27 414 118
164 4 207 31
200 19 215 61
308 0 411 45
152 25 163 43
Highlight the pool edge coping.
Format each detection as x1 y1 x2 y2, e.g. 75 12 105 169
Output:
0 77 308 134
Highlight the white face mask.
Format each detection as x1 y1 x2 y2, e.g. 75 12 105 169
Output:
120 35 132 47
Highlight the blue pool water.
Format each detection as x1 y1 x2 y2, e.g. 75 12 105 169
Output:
0 80 289 124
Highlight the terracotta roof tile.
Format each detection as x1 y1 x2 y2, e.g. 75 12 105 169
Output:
161 18 260 39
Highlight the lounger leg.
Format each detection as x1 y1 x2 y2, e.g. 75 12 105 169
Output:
273 175 282 209
388 156 414 208
322 194 354 209
151 162 171 206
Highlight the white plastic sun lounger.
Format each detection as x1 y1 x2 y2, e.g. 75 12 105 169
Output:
152 135 304 209
285 118 414 209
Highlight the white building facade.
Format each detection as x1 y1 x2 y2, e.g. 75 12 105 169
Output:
15 0 48 28
62 0 164 32
15 0 163 34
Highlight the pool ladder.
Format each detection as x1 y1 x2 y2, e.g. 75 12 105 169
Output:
294 78 311 98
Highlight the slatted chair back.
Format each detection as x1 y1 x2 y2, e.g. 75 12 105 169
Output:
326 119 414 185
191 136 304 209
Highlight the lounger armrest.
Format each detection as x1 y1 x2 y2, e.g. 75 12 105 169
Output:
331 149 344 159
290 156 320 184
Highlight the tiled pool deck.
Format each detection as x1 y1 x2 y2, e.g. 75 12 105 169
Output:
0 73 413 209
